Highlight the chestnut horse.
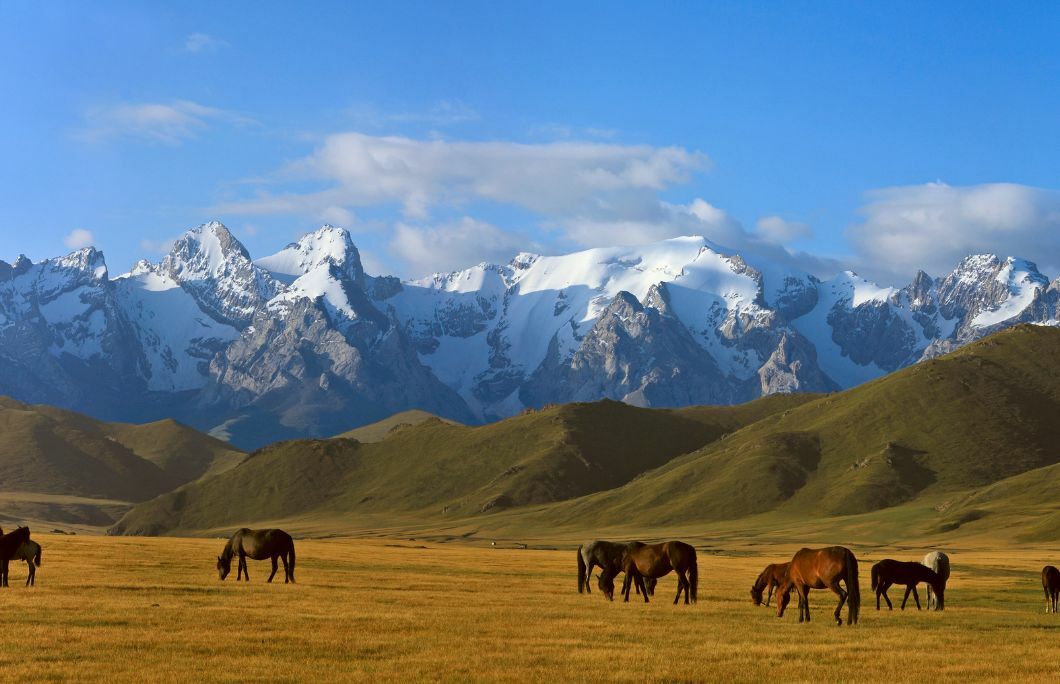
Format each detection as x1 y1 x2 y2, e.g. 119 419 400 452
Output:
601 540 697 605
871 559 944 611
776 546 860 625
1043 565 1060 613
750 562 791 607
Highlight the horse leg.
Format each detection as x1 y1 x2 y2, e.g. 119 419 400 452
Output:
621 571 632 603
673 570 687 605
801 587 810 623
267 556 278 583
766 582 774 607
830 580 848 626
281 553 290 584
912 586 921 610
638 574 650 604
901 585 912 610
241 555 250 582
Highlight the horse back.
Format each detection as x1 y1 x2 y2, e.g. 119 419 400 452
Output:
238 528 294 559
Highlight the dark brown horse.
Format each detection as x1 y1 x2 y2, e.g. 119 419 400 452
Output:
0 527 31 588
776 546 860 625
1043 565 1060 613
217 528 296 583
577 540 656 597
871 559 944 611
750 562 791 607
599 540 698 605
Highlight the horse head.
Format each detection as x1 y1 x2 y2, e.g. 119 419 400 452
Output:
217 555 231 580
750 585 764 606
597 572 615 601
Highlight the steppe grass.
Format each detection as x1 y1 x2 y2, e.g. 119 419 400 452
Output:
2 535 1060 681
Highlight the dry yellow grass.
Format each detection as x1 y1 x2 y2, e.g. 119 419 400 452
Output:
2 535 1060 682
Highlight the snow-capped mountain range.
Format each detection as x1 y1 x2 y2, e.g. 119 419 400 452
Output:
2 221 1058 448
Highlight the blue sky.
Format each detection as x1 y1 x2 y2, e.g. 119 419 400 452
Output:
2 1 1060 283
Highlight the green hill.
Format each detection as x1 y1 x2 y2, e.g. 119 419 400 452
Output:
109 394 814 535
335 410 461 442
0 398 244 528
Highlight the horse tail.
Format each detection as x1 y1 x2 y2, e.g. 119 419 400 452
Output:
33 543 41 567
288 541 296 582
870 562 879 592
577 547 587 593
688 545 698 604
846 549 861 625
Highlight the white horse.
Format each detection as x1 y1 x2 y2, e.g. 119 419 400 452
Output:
922 550 949 610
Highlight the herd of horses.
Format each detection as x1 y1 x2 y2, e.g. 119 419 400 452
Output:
581 540 961 625
6 524 1060 619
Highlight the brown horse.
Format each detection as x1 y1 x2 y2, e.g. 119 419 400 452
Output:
599 541 698 605
217 528 296 583
776 546 860 625
871 559 944 611
1043 565 1060 613
0 527 31 588
750 562 791 607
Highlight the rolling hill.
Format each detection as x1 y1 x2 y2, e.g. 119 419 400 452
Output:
110 325 1060 542
0 398 245 528
109 394 814 535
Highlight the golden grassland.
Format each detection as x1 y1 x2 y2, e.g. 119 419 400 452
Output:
3 535 1060 682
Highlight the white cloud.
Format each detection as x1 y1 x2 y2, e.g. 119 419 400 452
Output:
63 228 94 249
755 215 812 244
849 182 1060 283
216 132 708 221
140 237 176 254
390 217 531 277
77 100 255 145
184 32 229 53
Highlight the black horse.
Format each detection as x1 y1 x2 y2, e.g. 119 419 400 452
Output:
0 527 31 587
217 528 296 583
871 559 945 610
577 540 656 596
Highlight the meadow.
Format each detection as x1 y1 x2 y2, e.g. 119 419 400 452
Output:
2 535 1060 682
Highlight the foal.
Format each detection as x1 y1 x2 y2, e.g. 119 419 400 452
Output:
871 559 944 611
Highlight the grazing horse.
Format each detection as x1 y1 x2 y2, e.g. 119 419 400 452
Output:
0 527 31 588
922 551 950 610
577 540 656 597
1043 565 1060 613
776 546 860 625
9 540 42 587
601 540 697 605
217 528 296 583
750 562 791 607
871 559 944 611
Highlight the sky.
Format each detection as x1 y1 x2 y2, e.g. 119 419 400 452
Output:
2 1 1060 284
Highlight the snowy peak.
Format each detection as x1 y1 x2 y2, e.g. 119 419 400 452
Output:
256 225 365 286
936 254 1049 330
158 221 280 328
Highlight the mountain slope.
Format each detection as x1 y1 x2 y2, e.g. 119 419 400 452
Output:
530 324 1060 528
109 394 815 535
0 397 244 527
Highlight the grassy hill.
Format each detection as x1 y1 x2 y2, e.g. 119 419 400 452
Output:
109 394 814 535
0 398 244 528
335 410 461 442
109 325 1060 542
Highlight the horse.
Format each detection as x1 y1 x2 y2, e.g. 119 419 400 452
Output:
776 546 860 625
0 527 32 588
577 540 656 597
870 559 944 611
9 540 41 587
922 550 950 610
750 562 791 607
600 540 698 605
217 528 296 583
1043 565 1060 613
